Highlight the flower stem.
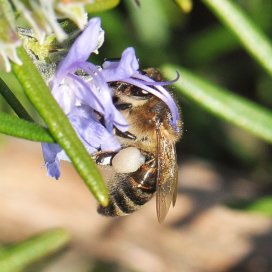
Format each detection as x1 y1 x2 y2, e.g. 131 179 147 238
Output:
12 46 108 206
202 0 272 77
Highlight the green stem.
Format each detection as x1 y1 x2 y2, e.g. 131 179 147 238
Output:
0 77 33 122
0 229 70 272
202 0 272 77
0 112 54 142
12 47 108 206
162 65 272 144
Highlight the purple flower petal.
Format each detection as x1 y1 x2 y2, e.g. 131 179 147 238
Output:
68 106 121 152
68 72 128 132
54 17 103 82
133 71 180 86
68 74 105 113
42 143 61 179
51 78 77 114
102 47 139 81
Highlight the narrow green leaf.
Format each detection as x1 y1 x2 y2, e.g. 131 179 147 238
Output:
227 197 272 216
85 0 120 13
12 47 108 206
0 112 54 142
202 0 272 77
162 65 272 144
0 228 70 272
0 77 33 121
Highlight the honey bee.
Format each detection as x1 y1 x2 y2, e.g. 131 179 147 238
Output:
93 68 182 223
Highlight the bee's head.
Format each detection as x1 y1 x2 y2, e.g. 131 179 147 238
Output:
111 82 154 107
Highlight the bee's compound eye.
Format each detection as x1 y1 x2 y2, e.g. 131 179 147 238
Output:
130 88 152 98
112 147 145 173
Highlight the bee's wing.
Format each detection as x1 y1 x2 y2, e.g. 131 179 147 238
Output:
156 127 178 223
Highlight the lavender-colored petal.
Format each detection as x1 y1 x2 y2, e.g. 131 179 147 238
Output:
57 150 70 162
55 17 102 81
123 78 179 128
69 68 129 132
68 74 105 113
42 143 61 179
77 62 114 118
109 103 129 131
132 71 180 86
68 107 101 151
102 47 139 81
51 78 77 114
68 106 121 152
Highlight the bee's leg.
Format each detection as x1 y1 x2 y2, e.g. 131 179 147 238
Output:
114 128 136 140
92 151 118 166
115 103 132 110
114 103 136 140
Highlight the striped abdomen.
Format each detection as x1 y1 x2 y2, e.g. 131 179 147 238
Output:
97 159 157 217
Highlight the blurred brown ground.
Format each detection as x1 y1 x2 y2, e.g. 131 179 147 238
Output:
0 138 271 272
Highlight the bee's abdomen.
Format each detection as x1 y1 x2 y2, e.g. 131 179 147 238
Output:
97 160 157 217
